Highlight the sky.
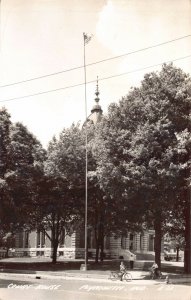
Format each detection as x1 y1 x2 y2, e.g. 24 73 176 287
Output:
1 0 191 148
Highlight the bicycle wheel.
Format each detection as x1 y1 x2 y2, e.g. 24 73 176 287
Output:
158 271 162 279
150 271 155 279
109 271 119 281
123 272 132 282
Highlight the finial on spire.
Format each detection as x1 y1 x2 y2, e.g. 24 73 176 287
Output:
90 75 103 117
95 76 100 103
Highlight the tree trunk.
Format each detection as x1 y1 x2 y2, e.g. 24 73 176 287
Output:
99 222 104 262
154 215 162 269
52 240 58 264
94 225 99 263
95 245 99 263
184 194 191 273
51 217 59 264
100 238 104 262
5 247 9 258
176 247 179 262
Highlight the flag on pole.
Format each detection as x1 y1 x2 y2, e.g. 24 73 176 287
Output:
84 33 93 45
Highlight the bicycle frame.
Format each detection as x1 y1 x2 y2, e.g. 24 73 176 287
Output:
109 271 132 282
150 269 162 279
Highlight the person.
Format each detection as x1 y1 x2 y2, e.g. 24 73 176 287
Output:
119 261 126 281
129 254 135 269
150 262 159 278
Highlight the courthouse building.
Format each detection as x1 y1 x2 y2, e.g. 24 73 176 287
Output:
13 81 161 260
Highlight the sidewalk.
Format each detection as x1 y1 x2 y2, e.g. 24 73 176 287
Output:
0 268 191 285
0 258 190 285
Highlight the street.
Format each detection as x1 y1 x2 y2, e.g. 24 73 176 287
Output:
0 276 190 300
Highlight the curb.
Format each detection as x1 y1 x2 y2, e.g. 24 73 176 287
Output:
0 269 191 285
0 272 163 285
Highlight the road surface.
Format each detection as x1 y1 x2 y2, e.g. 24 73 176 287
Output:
0 275 190 300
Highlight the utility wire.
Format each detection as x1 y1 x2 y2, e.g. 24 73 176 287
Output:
0 34 191 88
1 54 191 103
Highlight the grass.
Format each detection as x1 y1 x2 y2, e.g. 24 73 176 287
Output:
0 257 184 274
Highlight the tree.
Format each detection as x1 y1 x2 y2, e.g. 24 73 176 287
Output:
164 232 185 262
39 122 130 264
136 64 191 271
171 129 191 272
83 120 140 263
0 231 15 257
0 111 46 246
93 64 191 271
6 122 45 229
0 108 13 231
88 118 143 263
35 124 86 264
36 175 80 264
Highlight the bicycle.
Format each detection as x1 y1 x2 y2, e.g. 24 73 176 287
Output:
109 270 132 282
149 269 163 279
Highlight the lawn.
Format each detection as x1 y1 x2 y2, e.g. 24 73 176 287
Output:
0 257 184 274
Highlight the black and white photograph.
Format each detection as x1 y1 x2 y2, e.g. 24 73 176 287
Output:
0 1 191 299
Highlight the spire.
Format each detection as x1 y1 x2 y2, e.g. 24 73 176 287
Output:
95 76 100 103
91 76 102 114
85 76 102 125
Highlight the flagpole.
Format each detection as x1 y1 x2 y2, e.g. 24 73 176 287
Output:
83 32 88 270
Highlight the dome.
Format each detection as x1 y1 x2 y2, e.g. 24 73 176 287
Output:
91 104 102 113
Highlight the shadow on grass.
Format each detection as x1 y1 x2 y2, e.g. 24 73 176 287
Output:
142 261 184 274
0 260 122 272
0 261 83 272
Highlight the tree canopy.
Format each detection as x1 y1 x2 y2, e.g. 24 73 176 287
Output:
0 108 45 237
93 64 191 270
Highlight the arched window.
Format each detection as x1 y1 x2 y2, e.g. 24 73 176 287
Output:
129 233 134 250
59 228 65 247
36 230 40 247
121 235 126 249
41 231 45 247
140 234 143 251
36 230 45 247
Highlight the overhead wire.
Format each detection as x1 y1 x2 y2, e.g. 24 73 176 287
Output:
1 54 191 103
0 34 191 88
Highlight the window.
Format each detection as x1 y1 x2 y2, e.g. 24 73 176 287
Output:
130 233 134 240
59 229 65 247
105 236 110 249
149 234 154 251
140 234 143 251
87 229 91 248
36 230 40 247
24 232 29 248
121 236 126 249
41 231 45 247
36 230 45 247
